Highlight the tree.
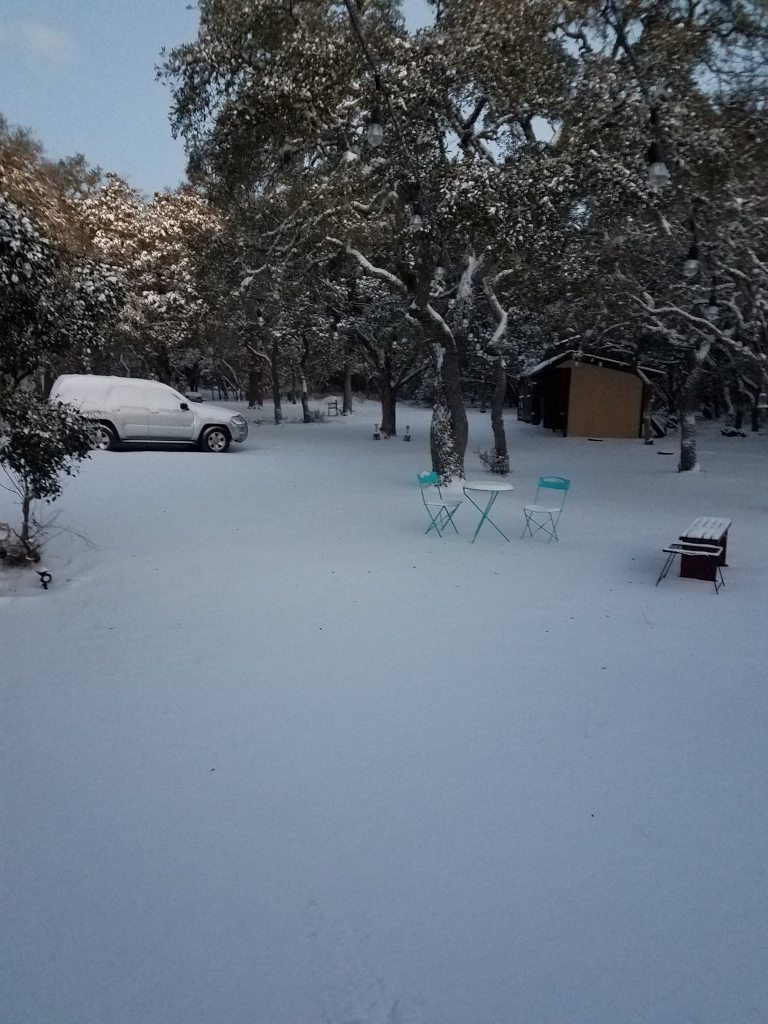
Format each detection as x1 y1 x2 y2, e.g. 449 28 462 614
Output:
0 392 94 561
161 0 579 480
1 124 123 558
545 0 768 469
81 175 219 385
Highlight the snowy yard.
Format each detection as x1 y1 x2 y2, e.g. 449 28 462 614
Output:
2 401 767 1024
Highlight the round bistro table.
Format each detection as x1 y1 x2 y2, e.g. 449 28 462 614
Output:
462 480 514 543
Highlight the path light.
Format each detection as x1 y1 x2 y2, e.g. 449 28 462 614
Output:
404 425 411 442
409 199 426 230
367 106 384 148
758 391 768 410
706 284 719 322
373 423 381 439
683 242 700 279
647 141 671 189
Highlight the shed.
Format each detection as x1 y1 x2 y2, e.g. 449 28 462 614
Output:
518 351 661 439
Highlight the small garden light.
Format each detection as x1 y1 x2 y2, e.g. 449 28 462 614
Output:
706 285 719 321
409 199 426 230
647 141 671 189
367 106 384 148
683 242 700 279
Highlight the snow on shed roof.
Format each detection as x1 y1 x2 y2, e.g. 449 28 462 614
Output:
522 350 663 382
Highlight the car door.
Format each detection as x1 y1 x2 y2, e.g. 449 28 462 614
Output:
108 385 149 438
145 386 195 440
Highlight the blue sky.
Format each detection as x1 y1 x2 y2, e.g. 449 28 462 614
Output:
0 0 433 196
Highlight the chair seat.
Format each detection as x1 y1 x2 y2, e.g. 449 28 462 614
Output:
425 499 462 508
524 504 559 514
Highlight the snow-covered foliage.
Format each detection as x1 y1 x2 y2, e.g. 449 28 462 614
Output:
81 175 220 384
0 390 93 559
162 0 768 475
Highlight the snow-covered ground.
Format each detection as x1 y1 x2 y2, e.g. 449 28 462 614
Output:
2 400 767 1024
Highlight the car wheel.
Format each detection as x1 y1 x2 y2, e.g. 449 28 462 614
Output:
94 423 117 451
200 427 230 453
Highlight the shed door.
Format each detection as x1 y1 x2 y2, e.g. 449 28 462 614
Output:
543 368 570 434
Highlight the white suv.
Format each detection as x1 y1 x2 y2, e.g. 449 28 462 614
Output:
50 375 248 452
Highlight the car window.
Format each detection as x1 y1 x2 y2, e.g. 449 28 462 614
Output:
110 386 145 407
145 387 185 411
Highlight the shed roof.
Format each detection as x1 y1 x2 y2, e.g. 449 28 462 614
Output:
522 350 664 385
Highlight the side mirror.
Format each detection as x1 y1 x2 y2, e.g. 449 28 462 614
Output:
180 402 189 411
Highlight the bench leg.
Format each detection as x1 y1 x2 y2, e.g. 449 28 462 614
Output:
656 551 676 587
709 557 724 594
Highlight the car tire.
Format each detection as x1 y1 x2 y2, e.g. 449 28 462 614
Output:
200 426 230 453
94 423 118 451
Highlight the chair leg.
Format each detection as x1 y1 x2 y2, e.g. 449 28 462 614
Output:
521 513 534 539
425 513 443 537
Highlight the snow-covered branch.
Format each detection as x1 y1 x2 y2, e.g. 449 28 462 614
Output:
325 237 407 294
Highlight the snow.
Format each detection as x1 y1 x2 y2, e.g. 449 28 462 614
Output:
2 402 768 1024
682 516 732 540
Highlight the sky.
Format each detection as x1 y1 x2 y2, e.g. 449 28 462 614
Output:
0 0 433 196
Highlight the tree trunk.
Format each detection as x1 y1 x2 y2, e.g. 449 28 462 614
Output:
342 361 353 415
430 385 458 482
734 392 745 431
271 337 282 424
289 370 297 404
489 357 509 473
20 485 34 554
642 390 655 444
380 380 397 437
442 335 468 466
722 384 734 424
247 364 260 408
479 381 488 414
751 394 761 432
300 337 311 423
679 370 703 471
412 315 467 481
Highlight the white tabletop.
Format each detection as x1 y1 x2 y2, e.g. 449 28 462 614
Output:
463 481 514 493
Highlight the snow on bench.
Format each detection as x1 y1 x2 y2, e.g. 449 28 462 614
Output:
681 516 732 541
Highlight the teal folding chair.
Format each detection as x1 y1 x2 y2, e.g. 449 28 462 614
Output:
417 471 462 537
522 476 570 542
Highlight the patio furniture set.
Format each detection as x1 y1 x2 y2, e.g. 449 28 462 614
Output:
417 472 569 544
418 474 732 594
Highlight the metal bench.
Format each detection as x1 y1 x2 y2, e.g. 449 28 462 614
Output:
679 516 731 580
327 399 340 416
656 542 724 594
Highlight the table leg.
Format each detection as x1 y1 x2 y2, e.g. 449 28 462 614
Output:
469 492 510 543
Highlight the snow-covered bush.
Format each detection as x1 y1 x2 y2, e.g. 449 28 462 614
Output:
0 393 94 562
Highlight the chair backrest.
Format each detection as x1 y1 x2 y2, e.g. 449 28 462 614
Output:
539 476 569 491
535 476 570 508
418 471 442 501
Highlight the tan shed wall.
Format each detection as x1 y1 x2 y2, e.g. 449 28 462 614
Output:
566 363 642 438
